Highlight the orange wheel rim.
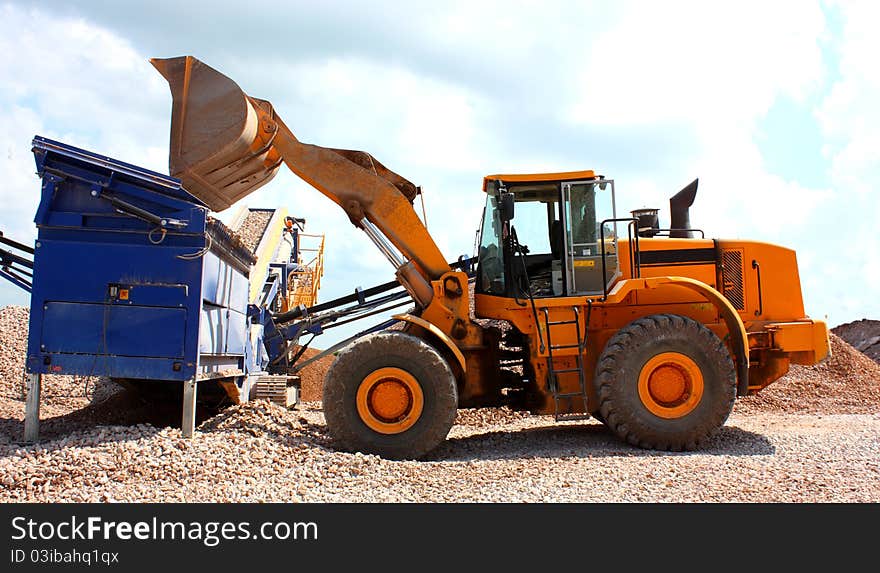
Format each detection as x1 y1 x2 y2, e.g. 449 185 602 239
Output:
637 352 704 419
356 367 424 434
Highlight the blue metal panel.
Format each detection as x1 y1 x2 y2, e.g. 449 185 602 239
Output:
201 253 222 306
41 302 186 358
32 136 203 207
29 242 206 313
218 258 233 308
199 305 227 355
201 253 248 309
230 271 250 314
109 283 188 307
27 238 204 368
34 352 191 381
225 308 247 356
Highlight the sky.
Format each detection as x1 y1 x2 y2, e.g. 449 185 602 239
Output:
0 0 878 350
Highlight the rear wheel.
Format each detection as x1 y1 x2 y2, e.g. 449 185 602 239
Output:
322 331 458 459
594 314 736 451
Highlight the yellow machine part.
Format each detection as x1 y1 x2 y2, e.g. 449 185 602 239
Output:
287 232 325 309
244 207 288 305
473 234 830 414
482 170 596 191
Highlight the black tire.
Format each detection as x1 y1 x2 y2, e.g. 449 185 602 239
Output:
322 331 458 460
594 314 736 451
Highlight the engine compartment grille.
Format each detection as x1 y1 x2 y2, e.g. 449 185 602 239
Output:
721 249 745 311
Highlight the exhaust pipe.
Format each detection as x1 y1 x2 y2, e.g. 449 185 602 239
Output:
669 178 698 239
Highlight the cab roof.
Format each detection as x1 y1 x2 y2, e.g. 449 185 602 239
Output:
482 170 597 192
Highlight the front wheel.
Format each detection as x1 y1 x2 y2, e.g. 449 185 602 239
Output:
322 331 458 459
594 314 736 451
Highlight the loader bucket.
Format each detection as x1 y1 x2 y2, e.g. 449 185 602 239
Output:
151 56 283 211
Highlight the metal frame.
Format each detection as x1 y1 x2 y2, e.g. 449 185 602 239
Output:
182 378 197 438
648 228 706 238
0 232 34 292
600 217 641 299
24 373 41 443
268 256 476 375
561 179 619 296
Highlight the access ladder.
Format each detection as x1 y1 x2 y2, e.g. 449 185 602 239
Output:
541 304 592 422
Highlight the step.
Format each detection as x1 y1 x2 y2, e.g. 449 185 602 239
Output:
550 368 583 375
550 343 581 350
554 392 588 399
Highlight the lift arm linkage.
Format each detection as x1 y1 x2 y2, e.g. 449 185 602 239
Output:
151 55 453 310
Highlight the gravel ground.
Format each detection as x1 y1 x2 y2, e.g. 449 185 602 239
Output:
1 305 878 503
1 403 877 502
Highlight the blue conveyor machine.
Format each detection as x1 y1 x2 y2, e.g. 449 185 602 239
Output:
23 137 268 408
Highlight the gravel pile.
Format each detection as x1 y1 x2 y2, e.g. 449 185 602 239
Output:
234 209 274 253
1 305 878 503
833 319 880 363
295 347 334 402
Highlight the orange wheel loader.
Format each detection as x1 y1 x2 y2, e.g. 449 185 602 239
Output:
151 56 829 459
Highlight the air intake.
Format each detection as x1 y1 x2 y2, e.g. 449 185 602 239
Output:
631 208 660 238
721 249 745 311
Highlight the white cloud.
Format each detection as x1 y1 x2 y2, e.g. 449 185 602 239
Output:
563 1 833 246
0 104 44 240
0 4 168 240
570 1 826 128
816 1 880 195
805 0 880 324
279 58 489 172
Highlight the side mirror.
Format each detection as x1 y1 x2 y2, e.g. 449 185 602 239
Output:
499 192 515 222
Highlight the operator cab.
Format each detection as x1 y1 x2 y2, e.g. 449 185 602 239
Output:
476 171 621 299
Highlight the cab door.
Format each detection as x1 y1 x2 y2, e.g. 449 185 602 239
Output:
561 180 621 296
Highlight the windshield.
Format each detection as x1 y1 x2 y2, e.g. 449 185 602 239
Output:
476 192 505 295
569 183 597 251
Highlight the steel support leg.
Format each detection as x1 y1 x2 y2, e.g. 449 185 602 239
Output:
24 373 41 443
182 378 197 438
